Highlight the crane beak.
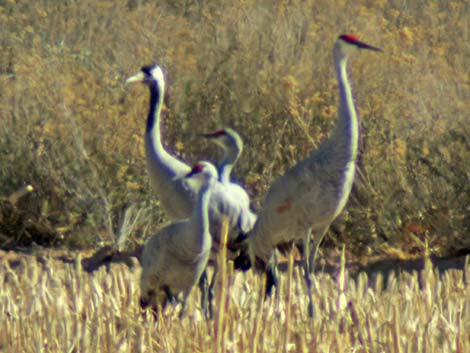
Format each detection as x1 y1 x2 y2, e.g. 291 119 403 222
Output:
199 132 217 139
172 170 197 181
125 71 145 84
356 40 382 52
199 132 226 141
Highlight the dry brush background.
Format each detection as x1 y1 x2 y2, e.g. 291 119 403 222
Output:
0 0 470 352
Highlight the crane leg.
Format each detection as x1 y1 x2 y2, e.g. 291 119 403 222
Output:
303 227 315 318
179 291 190 320
308 226 329 274
198 270 210 319
208 266 218 320
163 285 177 307
264 252 279 297
148 286 174 321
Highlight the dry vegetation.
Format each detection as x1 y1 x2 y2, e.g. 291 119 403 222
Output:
0 0 469 255
1 249 470 352
0 0 470 351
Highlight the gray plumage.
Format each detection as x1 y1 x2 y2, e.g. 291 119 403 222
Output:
202 128 257 250
126 67 255 244
246 35 381 316
203 128 245 184
127 66 257 317
139 162 216 318
126 65 195 220
197 128 257 318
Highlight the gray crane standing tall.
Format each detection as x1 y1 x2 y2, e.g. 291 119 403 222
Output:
139 161 216 319
244 34 381 317
126 65 195 220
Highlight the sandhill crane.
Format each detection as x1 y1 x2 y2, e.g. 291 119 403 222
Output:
199 128 257 316
139 162 216 319
202 128 256 226
202 128 244 183
244 34 381 317
126 65 196 220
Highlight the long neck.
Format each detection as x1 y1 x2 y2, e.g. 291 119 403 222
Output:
219 149 238 183
146 82 165 151
329 57 360 163
193 182 212 238
145 81 191 180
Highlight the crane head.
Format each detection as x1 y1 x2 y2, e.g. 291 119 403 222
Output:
126 64 165 90
184 161 219 183
201 128 244 155
201 129 227 143
335 34 381 60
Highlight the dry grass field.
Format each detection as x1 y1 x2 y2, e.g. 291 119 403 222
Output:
1 0 470 352
1 249 470 352
1 0 469 254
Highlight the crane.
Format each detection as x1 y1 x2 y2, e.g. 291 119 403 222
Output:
139 161 216 319
243 34 381 317
126 65 195 220
125 68 255 238
202 128 244 184
199 128 257 316
197 128 257 316
126 69 256 317
201 128 256 226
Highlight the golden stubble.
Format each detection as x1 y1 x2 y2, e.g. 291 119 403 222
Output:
1 250 470 352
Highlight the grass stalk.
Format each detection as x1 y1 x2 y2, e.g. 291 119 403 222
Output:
283 250 294 353
215 217 229 353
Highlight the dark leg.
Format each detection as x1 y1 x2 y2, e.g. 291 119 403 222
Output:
208 266 218 319
140 289 159 321
303 228 314 318
264 254 279 298
233 252 252 271
198 270 209 319
163 286 176 306
139 297 155 321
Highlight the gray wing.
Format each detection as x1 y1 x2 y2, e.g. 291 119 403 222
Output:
207 182 256 246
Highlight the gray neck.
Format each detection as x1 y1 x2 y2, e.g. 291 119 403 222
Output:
145 80 191 183
193 181 212 238
146 82 172 161
328 57 359 164
218 147 239 183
